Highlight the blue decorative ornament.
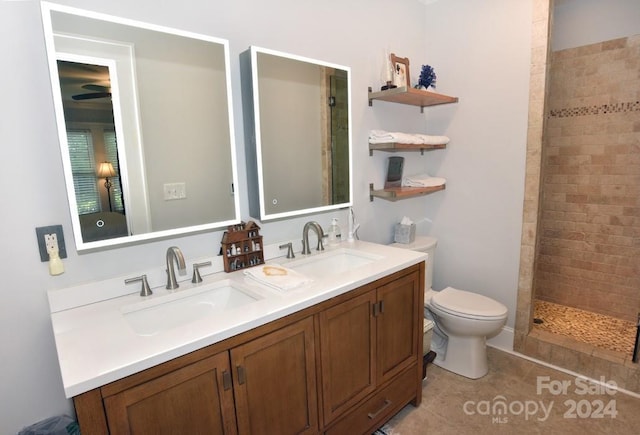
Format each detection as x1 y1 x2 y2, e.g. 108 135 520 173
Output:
417 64 436 90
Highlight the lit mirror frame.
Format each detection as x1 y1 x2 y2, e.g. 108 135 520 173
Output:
41 2 241 251
243 46 353 221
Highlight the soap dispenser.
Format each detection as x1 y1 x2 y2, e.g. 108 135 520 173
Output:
327 218 341 246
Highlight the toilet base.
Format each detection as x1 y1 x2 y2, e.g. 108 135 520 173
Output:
432 335 489 379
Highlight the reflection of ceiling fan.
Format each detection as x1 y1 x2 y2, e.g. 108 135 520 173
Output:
72 83 112 101
57 60 112 102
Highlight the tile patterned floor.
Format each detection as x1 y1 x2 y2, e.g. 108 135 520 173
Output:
377 348 640 434
533 300 637 355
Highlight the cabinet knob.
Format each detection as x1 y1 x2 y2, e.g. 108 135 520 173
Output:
372 300 385 317
236 365 246 385
222 370 232 391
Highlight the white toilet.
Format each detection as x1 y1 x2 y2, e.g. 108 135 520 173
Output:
390 236 507 379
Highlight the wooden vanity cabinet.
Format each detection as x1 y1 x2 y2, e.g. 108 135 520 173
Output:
72 264 423 435
103 351 237 434
78 317 317 435
231 317 318 435
319 291 377 423
319 269 421 433
376 272 421 384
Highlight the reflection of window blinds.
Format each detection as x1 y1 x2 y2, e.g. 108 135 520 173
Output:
67 130 99 214
103 130 124 212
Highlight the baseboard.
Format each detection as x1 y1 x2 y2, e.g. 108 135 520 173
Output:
487 325 514 351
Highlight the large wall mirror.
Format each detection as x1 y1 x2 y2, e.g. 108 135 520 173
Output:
242 46 352 221
41 2 240 251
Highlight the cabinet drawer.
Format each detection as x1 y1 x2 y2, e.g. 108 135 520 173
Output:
324 366 417 435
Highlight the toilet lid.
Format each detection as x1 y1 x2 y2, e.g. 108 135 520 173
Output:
431 287 507 319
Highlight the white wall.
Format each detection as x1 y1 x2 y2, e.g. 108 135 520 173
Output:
553 0 640 51
0 0 532 432
410 0 532 326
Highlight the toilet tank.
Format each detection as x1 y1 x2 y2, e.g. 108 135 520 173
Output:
390 236 438 290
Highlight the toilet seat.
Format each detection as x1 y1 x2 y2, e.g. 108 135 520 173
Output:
430 287 507 321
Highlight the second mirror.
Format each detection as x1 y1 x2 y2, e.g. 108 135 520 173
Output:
242 46 352 221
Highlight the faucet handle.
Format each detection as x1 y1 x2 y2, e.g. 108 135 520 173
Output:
192 261 212 283
278 242 295 259
125 274 152 297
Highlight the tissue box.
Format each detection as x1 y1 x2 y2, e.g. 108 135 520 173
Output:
394 223 416 244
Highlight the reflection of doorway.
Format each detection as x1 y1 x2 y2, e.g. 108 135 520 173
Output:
56 58 130 243
329 72 349 205
52 33 152 241
57 61 125 217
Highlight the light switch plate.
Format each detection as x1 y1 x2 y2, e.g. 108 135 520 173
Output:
163 182 187 201
36 225 67 262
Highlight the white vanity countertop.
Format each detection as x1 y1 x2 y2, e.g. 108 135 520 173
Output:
48 240 426 398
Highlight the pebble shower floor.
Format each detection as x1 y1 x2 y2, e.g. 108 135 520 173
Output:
533 300 637 355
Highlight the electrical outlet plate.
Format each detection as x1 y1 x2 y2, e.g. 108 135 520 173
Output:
36 225 67 262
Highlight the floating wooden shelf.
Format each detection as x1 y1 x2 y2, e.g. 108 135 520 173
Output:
368 142 447 156
369 183 445 202
368 86 458 112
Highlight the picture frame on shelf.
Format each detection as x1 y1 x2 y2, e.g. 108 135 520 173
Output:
390 53 410 88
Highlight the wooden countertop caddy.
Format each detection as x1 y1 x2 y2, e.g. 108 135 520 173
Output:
220 221 264 272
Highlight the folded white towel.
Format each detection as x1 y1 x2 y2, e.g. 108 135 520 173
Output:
414 134 450 145
369 130 450 145
369 129 395 143
401 174 446 188
391 132 422 144
244 264 312 291
369 131 421 144
369 137 394 144
369 129 394 139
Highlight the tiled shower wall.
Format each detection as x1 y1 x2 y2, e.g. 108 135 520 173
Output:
534 35 640 322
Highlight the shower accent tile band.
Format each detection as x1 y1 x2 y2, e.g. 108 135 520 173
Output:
549 100 640 118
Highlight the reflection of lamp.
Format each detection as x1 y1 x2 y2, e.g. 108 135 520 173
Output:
97 161 116 212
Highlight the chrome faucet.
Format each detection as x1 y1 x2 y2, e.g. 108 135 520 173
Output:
165 246 186 289
301 221 325 255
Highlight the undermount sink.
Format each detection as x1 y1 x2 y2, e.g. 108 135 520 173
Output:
122 280 262 336
286 248 382 279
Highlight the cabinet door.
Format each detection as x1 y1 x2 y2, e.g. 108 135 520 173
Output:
103 351 237 435
376 270 420 384
231 316 318 435
319 291 377 424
